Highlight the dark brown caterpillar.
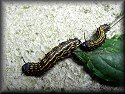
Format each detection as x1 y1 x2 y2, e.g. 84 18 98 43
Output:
80 14 124 51
22 14 124 76
80 24 110 51
21 24 112 76
22 38 82 76
22 24 110 76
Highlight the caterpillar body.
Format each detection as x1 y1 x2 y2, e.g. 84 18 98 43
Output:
80 24 110 51
22 38 82 76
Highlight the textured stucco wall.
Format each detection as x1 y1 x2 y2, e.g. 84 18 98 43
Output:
2 1 124 93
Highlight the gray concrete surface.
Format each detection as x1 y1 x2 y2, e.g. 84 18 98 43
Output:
2 1 124 93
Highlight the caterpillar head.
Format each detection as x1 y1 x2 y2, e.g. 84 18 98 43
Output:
22 63 30 75
99 24 110 33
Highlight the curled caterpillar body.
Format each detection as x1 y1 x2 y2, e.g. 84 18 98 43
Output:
22 38 82 76
80 24 110 51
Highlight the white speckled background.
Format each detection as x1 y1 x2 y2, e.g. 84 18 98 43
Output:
2 1 124 93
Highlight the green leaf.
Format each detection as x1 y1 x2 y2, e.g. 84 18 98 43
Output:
73 35 124 83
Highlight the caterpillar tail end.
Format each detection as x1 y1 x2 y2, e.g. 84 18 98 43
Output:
22 63 30 75
22 63 45 76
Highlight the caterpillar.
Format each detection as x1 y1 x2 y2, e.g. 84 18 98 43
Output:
80 24 110 51
22 24 110 76
22 14 124 76
22 38 82 76
80 14 124 51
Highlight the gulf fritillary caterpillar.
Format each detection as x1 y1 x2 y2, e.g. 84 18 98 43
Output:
22 14 124 76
